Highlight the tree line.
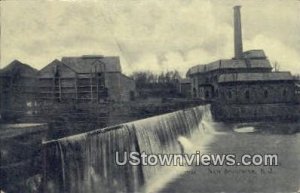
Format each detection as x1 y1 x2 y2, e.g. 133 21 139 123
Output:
130 70 182 88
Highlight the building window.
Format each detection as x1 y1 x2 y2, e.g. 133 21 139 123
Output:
54 69 61 102
214 75 218 81
205 77 209 83
205 90 210 98
228 90 232 99
130 91 135 101
221 91 225 98
264 90 268 98
97 73 104 86
193 88 196 98
245 90 250 100
283 89 287 97
12 72 20 84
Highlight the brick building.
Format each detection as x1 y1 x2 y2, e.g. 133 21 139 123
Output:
186 6 298 121
217 72 295 104
187 50 272 100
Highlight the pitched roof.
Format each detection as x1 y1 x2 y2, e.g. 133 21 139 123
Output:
218 72 294 83
38 59 76 78
243 50 266 59
186 50 272 76
61 56 121 73
187 58 272 76
0 60 37 77
42 59 66 71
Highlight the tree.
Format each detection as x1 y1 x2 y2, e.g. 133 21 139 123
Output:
130 70 182 83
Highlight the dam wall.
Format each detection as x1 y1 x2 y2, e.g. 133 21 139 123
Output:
42 105 212 193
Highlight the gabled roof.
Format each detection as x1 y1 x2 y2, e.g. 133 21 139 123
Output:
0 60 37 77
61 56 121 73
40 59 63 70
38 59 77 78
218 72 293 83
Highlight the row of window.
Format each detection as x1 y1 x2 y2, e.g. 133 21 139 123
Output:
192 76 218 85
192 87 291 101
220 89 288 100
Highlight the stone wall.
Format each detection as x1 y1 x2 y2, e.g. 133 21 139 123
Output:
217 82 295 104
212 103 300 121
189 67 271 99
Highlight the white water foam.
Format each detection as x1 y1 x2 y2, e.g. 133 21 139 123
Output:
234 126 255 133
143 119 223 193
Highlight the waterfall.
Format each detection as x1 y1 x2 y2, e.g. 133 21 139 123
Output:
42 105 215 193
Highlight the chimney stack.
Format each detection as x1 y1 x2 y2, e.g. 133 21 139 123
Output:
233 6 243 59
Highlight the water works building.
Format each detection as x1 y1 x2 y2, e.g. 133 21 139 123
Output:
186 6 298 121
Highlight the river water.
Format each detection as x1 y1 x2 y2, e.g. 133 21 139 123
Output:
158 128 300 193
42 105 300 193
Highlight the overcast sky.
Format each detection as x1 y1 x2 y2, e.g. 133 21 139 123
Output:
1 0 299 76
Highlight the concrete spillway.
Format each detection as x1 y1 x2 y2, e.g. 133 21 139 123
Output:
42 105 216 193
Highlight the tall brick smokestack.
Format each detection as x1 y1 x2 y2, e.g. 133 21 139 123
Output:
233 6 243 59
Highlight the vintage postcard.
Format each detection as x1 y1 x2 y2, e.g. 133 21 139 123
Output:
0 0 299 193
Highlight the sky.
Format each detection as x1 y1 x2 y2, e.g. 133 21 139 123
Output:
1 0 299 76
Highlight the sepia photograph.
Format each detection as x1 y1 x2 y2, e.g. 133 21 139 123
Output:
0 0 299 193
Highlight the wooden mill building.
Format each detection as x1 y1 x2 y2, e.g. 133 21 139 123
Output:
0 60 38 120
37 55 135 104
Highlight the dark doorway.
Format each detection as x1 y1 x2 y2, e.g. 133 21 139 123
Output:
130 91 135 101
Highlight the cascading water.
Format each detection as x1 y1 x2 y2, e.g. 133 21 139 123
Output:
42 105 217 193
